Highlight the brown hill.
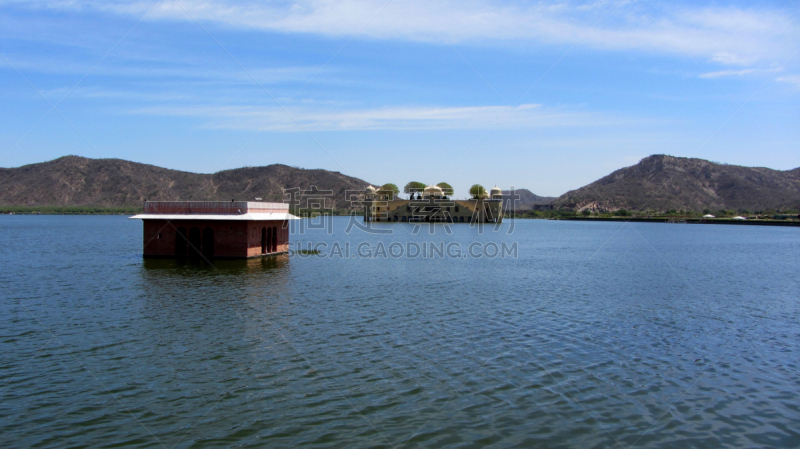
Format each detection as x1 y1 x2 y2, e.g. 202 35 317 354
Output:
501 189 555 210
552 155 800 212
0 156 372 209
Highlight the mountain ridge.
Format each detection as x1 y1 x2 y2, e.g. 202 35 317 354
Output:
501 189 555 210
552 154 800 212
0 156 372 209
4 154 800 213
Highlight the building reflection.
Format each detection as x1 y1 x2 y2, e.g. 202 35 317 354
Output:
142 254 290 275
138 254 292 321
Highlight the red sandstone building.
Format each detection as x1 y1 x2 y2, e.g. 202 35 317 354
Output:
130 201 299 258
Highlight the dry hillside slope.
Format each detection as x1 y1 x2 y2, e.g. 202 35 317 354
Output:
501 189 555 210
553 155 800 212
0 156 371 209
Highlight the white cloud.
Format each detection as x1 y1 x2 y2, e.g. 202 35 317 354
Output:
130 103 652 132
711 52 751 66
1 52 323 83
776 75 800 88
7 1 799 67
699 69 756 78
698 67 781 79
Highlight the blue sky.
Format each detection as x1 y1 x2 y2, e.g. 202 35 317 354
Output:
0 0 798 197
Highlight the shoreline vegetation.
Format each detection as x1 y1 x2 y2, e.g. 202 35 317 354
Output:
0 206 360 216
505 209 799 219
559 216 800 226
505 209 800 226
0 206 349 216
0 205 143 215
4 205 799 227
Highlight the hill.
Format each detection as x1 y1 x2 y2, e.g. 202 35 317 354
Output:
552 155 800 212
501 189 555 210
0 156 371 210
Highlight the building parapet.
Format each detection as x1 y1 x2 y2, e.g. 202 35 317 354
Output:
143 201 288 215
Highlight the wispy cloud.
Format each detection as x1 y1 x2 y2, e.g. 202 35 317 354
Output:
776 75 800 88
698 67 783 79
8 0 799 67
710 51 752 66
699 69 756 79
1 53 325 83
129 102 655 132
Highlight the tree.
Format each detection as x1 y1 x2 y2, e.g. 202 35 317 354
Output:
469 184 486 199
436 182 454 196
615 209 631 217
379 183 400 198
404 181 426 195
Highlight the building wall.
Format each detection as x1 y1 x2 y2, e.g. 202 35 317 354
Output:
366 198 504 223
245 221 290 258
142 219 289 258
368 199 408 219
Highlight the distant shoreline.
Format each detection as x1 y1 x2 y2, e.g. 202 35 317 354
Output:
0 206 142 215
0 206 355 216
4 208 799 227
559 216 800 227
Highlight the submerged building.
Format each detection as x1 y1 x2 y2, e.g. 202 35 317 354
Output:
130 201 299 258
363 184 503 223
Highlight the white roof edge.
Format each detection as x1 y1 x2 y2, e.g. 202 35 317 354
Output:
128 213 300 221
142 200 288 208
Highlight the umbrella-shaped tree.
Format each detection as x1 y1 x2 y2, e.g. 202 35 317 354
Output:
378 183 400 199
404 181 426 195
469 184 486 199
436 182 454 197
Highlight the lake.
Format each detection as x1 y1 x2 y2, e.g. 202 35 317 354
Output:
1 215 798 448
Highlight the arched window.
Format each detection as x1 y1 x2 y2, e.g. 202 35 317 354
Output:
401 216 407 222
202 227 214 258
188 227 202 256
175 227 188 256
261 227 267 254
459 216 464 222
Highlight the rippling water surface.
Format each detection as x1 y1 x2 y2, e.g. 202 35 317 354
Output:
1 215 799 448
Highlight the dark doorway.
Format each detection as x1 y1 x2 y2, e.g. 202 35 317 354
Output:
261 227 267 254
266 227 272 253
202 227 214 258
272 226 278 252
188 227 202 256
175 227 188 256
